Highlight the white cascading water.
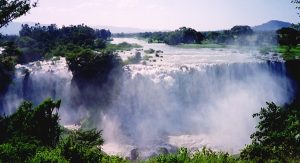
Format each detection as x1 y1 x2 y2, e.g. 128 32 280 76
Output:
1 38 294 159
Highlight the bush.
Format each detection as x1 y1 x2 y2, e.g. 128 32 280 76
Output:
31 148 68 163
60 129 104 163
45 43 85 59
101 155 130 163
146 147 238 163
0 140 41 162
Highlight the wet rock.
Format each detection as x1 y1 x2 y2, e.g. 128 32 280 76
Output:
130 148 139 160
158 147 169 155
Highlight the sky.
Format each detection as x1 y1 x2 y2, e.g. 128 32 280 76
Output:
15 0 300 31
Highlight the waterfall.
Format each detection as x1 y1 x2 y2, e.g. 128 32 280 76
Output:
0 38 294 158
100 61 293 157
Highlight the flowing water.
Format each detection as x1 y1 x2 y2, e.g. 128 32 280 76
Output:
0 38 294 159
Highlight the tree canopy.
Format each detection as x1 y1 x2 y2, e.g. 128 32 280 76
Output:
0 0 37 28
138 27 204 45
241 102 300 162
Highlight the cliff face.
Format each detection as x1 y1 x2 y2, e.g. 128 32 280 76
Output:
285 60 300 105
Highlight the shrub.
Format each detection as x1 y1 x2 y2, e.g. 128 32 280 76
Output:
146 147 238 163
30 148 68 163
60 129 104 163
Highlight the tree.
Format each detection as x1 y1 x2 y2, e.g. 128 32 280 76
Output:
277 27 299 46
241 102 300 162
60 129 104 163
0 98 62 147
230 25 253 36
66 49 122 81
0 0 37 28
0 98 62 162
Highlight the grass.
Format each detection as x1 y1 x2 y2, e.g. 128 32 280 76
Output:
258 45 300 61
277 45 300 60
105 42 142 52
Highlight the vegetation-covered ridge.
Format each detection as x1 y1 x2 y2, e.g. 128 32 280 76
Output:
0 98 299 162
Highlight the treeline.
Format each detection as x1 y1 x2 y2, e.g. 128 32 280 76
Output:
139 27 205 45
116 25 261 46
275 24 300 60
0 98 299 162
116 25 300 48
7 23 111 63
277 25 300 46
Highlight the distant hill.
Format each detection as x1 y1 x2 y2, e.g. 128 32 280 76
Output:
252 20 292 31
0 22 156 35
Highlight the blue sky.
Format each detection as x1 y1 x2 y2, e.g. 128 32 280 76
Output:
15 0 299 31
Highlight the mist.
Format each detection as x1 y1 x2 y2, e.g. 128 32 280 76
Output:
0 38 294 158
100 61 292 157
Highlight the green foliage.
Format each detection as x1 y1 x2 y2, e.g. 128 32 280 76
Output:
275 27 300 60
241 102 300 162
0 99 120 162
164 27 204 45
0 98 62 162
146 147 239 163
0 98 61 147
101 155 130 163
45 43 86 59
139 26 257 46
59 129 104 163
0 0 37 28
278 45 300 60
15 23 112 63
0 55 16 93
94 39 106 49
0 141 41 162
31 148 68 163
1 41 21 58
277 27 300 46
105 42 142 52
95 29 112 41
139 27 204 45
230 26 253 36
0 41 20 93
66 49 122 81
